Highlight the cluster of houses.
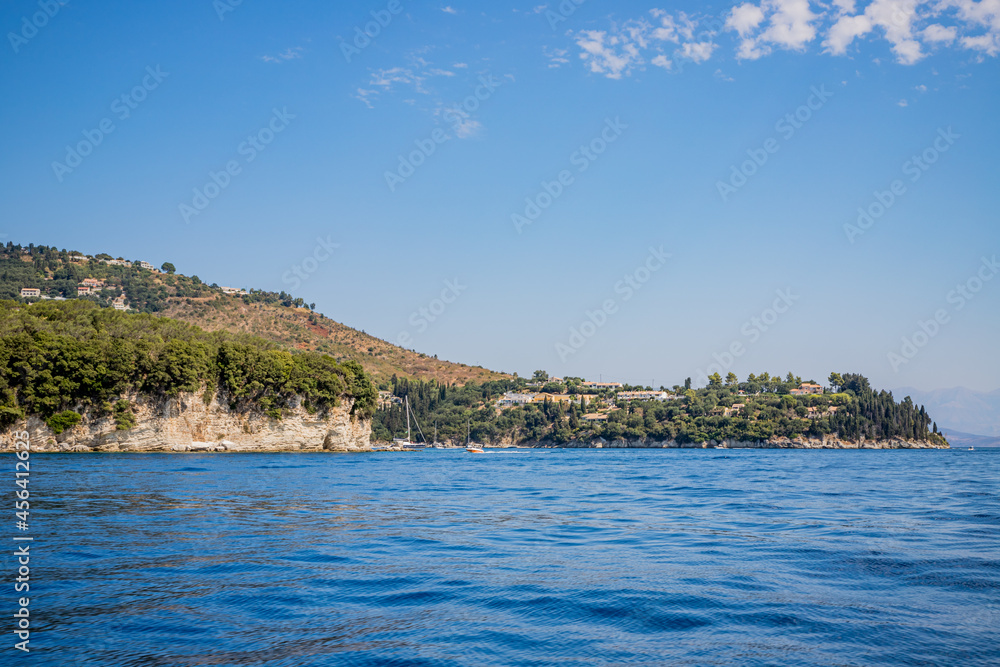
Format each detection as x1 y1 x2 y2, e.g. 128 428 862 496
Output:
494 380 832 423
21 278 130 310
99 258 156 271
76 277 105 296
220 286 249 296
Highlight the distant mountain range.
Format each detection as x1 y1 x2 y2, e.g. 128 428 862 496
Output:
893 386 1000 439
939 429 1000 449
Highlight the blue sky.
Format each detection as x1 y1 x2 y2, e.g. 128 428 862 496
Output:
2 0 998 392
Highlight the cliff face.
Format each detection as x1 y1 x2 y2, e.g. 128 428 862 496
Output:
1 392 372 453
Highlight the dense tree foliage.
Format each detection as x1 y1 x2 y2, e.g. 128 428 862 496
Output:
373 372 947 447
0 300 376 429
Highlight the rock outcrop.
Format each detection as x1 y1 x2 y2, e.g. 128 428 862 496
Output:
517 435 947 449
1 392 371 453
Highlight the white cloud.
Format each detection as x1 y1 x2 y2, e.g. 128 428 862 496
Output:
727 0 820 60
825 14 873 54
651 54 672 69
822 0 926 63
565 2 1000 75
575 30 643 79
865 0 924 64
680 41 717 63
649 10 698 42
726 4 766 36
923 23 958 43
569 10 714 78
962 32 1000 54
760 0 819 50
441 6 457 14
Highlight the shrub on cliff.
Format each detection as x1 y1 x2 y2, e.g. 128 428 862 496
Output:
46 410 81 434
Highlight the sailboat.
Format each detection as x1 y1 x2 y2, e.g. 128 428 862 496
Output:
430 421 445 449
465 418 484 453
393 396 427 450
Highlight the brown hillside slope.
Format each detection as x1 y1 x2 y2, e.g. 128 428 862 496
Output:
160 297 509 386
2 244 507 385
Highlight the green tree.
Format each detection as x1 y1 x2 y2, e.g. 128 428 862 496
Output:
161 262 176 274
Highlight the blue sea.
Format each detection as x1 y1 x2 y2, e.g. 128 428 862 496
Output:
10 449 1000 666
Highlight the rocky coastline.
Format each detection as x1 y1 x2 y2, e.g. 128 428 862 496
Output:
1 391 371 453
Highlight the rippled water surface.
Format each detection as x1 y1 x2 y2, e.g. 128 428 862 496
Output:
13 449 1000 665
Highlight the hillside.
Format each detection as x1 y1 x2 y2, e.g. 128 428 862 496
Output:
2 242 508 386
161 298 507 386
375 372 950 449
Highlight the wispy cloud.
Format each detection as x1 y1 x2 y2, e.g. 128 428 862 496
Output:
353 54 508 141
544 46 570 68
261 47 303 63
441 6 457 14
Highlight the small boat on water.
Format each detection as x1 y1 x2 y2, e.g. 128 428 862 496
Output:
465 418 485 453
968 446 975 451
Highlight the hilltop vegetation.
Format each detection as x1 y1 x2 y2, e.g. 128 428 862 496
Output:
0 300 376 432
374 372 949 447
2 242 508 385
